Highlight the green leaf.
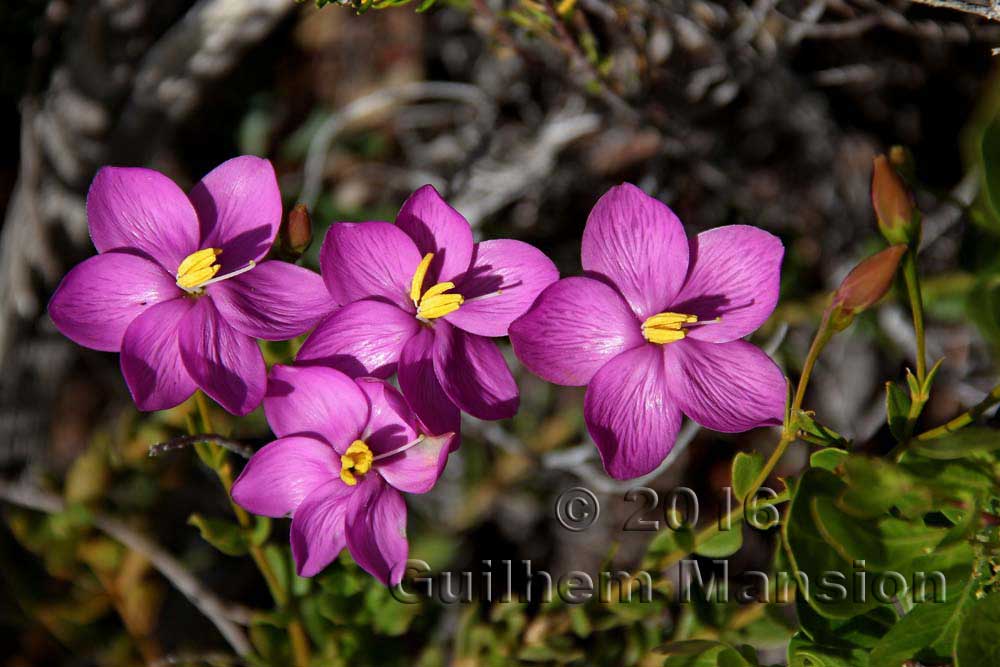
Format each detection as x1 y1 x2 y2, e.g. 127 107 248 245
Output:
838 457 934 518
788 632 870 667
732 452 765 500
869 584 973 667
885 382 912 442
797 411 848 447
954 592 1000 666
188 514 247 556
796 599 894 650
696 525 743 558
782 469 881 618
811 499 947 572
910 426 1000 459
810 448 848 471
980 112 1000 222
921 357 945 396
660 641 751 667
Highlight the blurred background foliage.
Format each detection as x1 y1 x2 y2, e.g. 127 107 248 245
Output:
3 0 1000 665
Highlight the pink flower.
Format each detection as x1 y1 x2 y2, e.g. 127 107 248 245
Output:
509 184 786 479
295 185 559 437
47 157 330 415
231 365 454 583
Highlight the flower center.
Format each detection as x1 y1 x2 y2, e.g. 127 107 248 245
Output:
642 311 698 344
175 248 256 294
410 252 463 321
340 440 373 486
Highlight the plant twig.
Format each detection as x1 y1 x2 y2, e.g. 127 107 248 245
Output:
0 478 253 656
907 0 1000 21
915 383 1000 440
150 434 254 460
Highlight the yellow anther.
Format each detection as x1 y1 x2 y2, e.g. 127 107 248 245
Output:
410 253 463 320
421 281 456 301
410 252 434 304
340 440 373 486
176 248 222 289
642 311 698 345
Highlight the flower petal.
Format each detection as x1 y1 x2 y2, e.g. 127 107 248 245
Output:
354 378 454 493
120 298 197 411
433 322 518 421
445 239 559 337
178 298 266 416
296 299 419 378
398 327 461 440
263 364 370 453
48 252 181 352
395 185 474 283
319 222 421 310
210 260 332 340
581 183 689 319
377 433 454 495
345 478 408 586
290 478 356 577
509 276 643 386
355 378 421 455
231 436 339 518
665 339 786 432
190 156 282 273
584 344 682 479
671 225 784 343
87 167 200 271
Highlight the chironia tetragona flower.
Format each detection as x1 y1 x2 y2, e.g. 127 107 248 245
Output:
231 364 454 583
509 183 786 479
296 185 559 438
48 156 330 415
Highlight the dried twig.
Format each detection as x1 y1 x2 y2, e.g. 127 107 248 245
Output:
150 434 255 460
907 0 1000 21
299 81 495 210
0 478 254 656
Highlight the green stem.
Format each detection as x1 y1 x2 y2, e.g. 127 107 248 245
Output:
902 250 927 383
191 392 311 667
915 383 1000 441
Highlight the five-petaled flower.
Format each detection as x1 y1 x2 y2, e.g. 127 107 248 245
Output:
47 156 331 415
294 185 559 438
231 365 454 582
509 184 786 479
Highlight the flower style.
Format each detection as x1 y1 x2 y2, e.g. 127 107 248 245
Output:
48 156 330 415
231 364 454 583
295 185 559 437
509 184 786 479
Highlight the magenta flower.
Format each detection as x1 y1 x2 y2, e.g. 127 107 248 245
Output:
231 364 454 582
47 156 330 415
295 185 559 436
509 184 786 479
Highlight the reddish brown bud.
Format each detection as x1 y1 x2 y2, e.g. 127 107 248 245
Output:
872 155 919 246
281 204 313 258
829 244 908 331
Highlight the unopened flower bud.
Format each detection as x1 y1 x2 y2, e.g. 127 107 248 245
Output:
280 203 312 258
872 155 919 246
829 244 907 331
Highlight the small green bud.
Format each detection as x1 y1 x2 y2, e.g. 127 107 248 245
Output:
872 155 920 246
828 244 907 331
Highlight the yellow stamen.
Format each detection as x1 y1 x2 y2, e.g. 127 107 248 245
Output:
340 440 373 486
176 248 222 289
409 252 464 320
642 311 698 345
410 252 434 304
